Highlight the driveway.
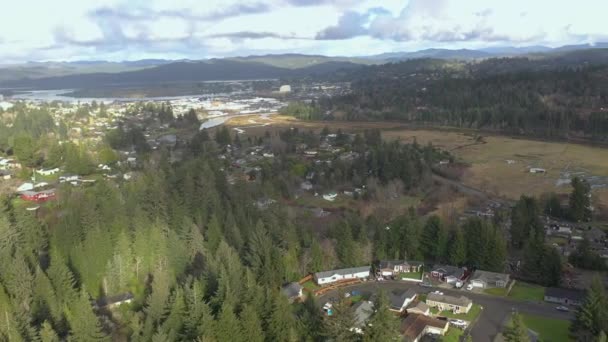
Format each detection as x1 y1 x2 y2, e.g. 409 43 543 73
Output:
317 281 574 341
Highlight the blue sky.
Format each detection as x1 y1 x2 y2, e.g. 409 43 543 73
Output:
1 0 607 62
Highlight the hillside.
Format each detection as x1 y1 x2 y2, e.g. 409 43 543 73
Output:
0 59 363 90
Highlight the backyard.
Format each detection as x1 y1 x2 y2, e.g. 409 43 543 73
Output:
508 282 546 302
441 327 464 342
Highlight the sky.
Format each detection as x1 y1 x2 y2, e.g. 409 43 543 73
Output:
1 0 608 62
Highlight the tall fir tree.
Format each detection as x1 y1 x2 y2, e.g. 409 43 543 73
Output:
503 313 530 342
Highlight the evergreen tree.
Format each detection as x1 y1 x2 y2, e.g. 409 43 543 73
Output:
240 304 265 342
39 321 60 342
215 302 244 342
421 215 441 261
267 293 297 342
571 277 608 340
449 228 466 266
569 177 592 222
503 313 530 342
66 289 109 341
363 290 400 341
323 296 357 342
511 196 543 249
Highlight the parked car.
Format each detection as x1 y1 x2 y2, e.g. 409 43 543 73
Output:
419 282 432 287
556 306 569 312
450 319 468 328
466 284 474 291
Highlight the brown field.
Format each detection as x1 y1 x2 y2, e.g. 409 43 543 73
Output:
226 115 608 205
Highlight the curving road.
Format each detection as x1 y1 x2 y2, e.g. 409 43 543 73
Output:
317 280 573 341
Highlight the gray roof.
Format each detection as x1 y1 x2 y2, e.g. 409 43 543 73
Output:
353 301 374 327
315 266 370 279
431 265 464 278
471 270 510 283
427 293 472 308
389 288 417 310
281 282 302 299
408 301 430 314
545 287 586 301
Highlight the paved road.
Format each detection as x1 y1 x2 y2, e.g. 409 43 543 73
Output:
317 281 573 341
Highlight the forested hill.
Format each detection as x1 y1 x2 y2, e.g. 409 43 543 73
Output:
0 59 363 89
316 51 608 142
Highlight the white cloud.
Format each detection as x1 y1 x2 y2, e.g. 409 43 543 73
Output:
0 0 607 62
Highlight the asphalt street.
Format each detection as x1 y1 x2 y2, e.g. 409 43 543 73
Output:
317 280 574 341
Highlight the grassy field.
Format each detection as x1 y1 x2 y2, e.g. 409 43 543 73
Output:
383 129 608 200
441 327 464 342
521 314 572 342
508 282 546 302
433 304 482 322
484 287 508 296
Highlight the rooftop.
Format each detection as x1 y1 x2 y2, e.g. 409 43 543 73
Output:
400 314 448 341
427 293 472 307
470 270 510 283
545 287 586 301
281 282 303 299
389 288 418 310
353 301 374 327
314 266 370 279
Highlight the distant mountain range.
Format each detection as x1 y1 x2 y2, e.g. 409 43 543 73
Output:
2 42 608 91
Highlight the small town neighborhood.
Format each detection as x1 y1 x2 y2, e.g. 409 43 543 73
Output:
280 259 588 341
0 90 606 342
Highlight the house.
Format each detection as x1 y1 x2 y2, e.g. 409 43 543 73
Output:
16 182 34 193
585 227 606 243
352 301 374 334
400 314 449 342
97 292 134 309
323 192 338 202
430 265 465 282
544 287 585 306
314 266 370 285
426 293 473 314
300 181 313 191
389 288 418 312
281 282 303 303
407 301 430 316
279 85 292 93
469 270 510 289
304 150 318 157
36 168 60 176
377 260 424 277
20 189 56 203
59 175 81 183
0 170 12 180
529 168 546 174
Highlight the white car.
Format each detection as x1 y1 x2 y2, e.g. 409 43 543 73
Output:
556 306 569 312
450 319 468 328
466 284 474 291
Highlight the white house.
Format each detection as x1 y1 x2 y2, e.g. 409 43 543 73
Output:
16 182 34 192
530 168 546 174
279 85 292 93
314 266 370 285
323 192 338 202
36 168 60 176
